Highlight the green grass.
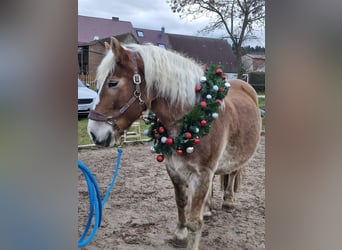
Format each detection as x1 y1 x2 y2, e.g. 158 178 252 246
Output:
258 96 265 110
78 117 93 145
258 96 265 131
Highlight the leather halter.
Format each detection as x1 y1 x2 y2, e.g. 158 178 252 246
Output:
88 51 146 135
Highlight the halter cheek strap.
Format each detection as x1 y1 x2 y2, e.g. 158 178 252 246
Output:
131 51 146 109
88 51 146 134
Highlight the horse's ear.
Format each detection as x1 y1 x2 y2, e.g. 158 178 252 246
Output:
110 36 120 50
110 36 128 65
104 41 111 51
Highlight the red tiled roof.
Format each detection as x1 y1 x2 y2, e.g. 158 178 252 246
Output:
134 27 171 49
78 33 140 52
78 15 238 73
167 34 238 73
78 15 136 43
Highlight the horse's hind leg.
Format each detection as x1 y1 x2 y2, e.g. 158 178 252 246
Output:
222 169 242 210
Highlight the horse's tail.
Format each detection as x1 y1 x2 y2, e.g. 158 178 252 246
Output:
220 169 243 192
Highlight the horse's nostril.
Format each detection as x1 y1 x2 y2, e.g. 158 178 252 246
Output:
90 132 96 142
104 133 112 147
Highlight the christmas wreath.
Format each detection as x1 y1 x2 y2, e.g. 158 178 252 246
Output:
144 65 230 162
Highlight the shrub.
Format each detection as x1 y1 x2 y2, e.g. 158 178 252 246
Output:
249 72 265 92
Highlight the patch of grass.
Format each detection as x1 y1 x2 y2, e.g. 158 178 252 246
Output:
78 117 93 145
258 96 265 110
258 96 266 131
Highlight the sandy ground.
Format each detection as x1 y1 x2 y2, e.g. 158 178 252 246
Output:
78 135 265 250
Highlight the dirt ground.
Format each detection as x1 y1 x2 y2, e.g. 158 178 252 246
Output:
78 135 265 250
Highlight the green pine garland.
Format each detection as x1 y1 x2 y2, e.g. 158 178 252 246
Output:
144 65 230 162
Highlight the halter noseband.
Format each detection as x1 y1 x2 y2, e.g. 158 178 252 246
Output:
88 51 146 135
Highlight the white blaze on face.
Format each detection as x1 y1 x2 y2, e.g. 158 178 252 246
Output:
87 82 113 146
87 49 118 146
93 94 100 107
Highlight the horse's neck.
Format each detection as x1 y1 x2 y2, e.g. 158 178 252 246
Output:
150 98 190 137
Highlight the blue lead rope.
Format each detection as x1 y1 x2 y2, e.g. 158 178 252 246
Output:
78 148 123 248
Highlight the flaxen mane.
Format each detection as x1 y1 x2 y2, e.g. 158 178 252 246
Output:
96 49 115 91
98 43 204 107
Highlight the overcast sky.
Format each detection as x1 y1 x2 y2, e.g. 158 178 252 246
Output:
78 0 265 47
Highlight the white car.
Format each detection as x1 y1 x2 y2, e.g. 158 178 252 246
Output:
78 79 97 115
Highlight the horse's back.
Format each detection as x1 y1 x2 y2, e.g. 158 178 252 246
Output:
215 79 261 174
228 79 259 106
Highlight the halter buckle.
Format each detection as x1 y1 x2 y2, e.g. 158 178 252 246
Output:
133 74 141 85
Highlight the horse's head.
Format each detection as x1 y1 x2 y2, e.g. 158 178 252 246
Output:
87 37 147 147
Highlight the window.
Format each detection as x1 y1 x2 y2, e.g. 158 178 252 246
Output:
136 30 144 37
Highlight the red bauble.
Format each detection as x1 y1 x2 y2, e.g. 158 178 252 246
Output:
194 138 200 144
200 120 207 126
219 87 225 92
216 99 222 105
185 132 192 139
176 149 183 155
156 155 164 162
200 101 207 108
221 75 226 80
153 129 158 134
158 127 165 134
166 137 173 145
195 85 201 92
215 68 223 75
157 118 161 123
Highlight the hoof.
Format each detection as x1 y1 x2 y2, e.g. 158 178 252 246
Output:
203 210 212 220
222 201 235 211
168 237 188 248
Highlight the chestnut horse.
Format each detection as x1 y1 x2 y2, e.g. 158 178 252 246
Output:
87 37 261 250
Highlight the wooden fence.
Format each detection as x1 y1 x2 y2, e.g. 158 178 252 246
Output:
78 74 97 90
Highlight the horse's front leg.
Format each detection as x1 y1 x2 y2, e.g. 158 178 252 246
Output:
166 165 188 248
173 182 188 247
186 170 213 250
203 176 214 218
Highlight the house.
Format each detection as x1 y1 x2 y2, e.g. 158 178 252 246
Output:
167 34 238 74
241 54 265 91
131 27 237 73
241 54 265 73
78 15 238 85
78 15 136 43
78 33 138 87
134 27 172 49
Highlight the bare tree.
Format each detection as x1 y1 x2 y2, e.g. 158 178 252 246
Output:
168 0 265 77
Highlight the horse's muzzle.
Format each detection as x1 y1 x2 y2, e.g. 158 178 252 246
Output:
90 131 112 147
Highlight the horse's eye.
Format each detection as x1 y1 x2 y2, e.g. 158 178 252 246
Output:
108 80 119 88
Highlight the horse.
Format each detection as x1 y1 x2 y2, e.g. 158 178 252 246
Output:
87 37 261 250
